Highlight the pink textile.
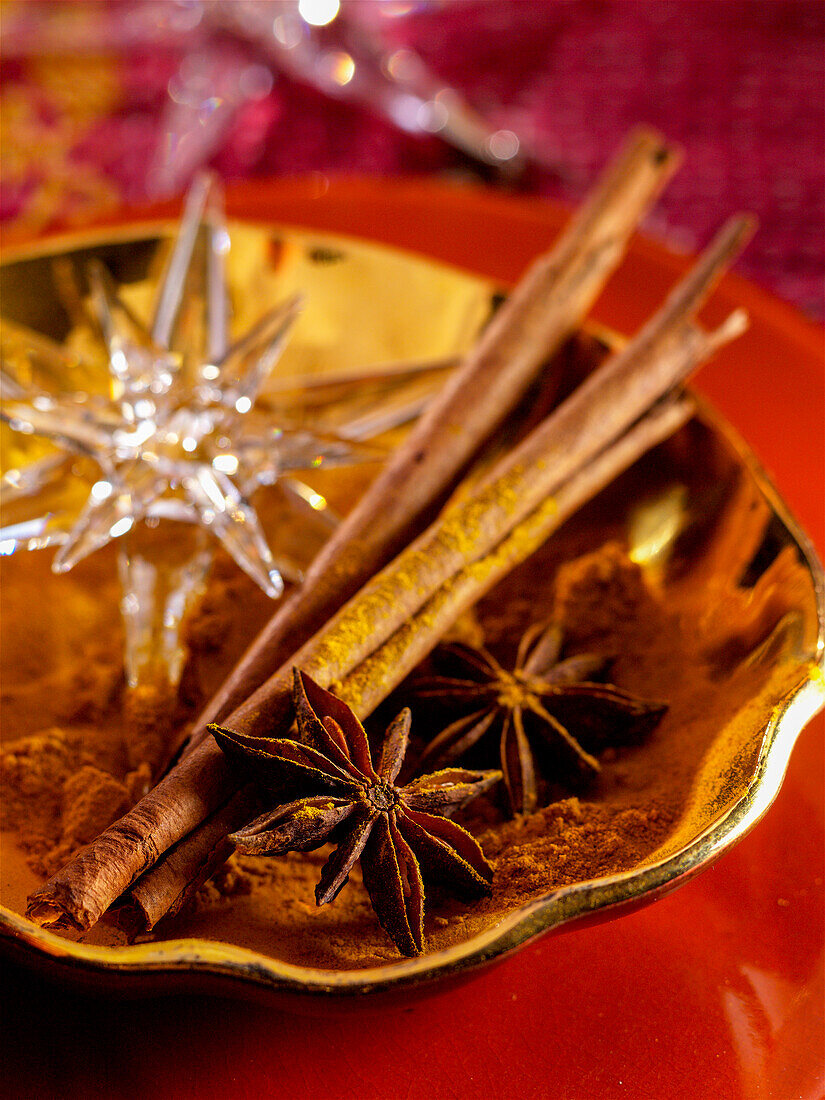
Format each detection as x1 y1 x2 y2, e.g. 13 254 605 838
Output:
1 1 823 318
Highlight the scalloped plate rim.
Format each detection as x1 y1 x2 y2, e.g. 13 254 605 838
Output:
1 214 823 1001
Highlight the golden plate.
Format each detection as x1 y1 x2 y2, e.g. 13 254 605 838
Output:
1 216 823 1001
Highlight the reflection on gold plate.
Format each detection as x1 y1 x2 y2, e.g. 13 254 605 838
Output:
0 219 823 1000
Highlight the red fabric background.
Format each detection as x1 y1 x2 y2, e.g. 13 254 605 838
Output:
1 0 823 317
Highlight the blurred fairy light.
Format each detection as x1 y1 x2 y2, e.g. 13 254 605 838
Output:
272 13 303 49
487 129 520 162
298 0 341 28
321 50 356 87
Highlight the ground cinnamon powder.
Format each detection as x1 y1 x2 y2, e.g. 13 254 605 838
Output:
0 458 812 967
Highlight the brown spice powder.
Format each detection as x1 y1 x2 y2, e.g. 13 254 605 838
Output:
0 465 808 967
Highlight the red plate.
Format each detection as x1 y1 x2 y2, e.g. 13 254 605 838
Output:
2 178 823 1099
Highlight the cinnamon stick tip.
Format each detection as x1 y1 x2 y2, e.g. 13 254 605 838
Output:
25 898 75 931
710 308 750 350
626 125 682 171
109 899 150 941
717 212 758 257
283 290 307 315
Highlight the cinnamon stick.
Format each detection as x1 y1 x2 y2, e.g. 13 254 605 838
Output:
334 397 701 719
209 218 753 740
26 216 752 934
122 393 695 934
117 787 262 935
185 128 680 748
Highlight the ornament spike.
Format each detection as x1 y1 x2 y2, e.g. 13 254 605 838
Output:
186 465 284 599
215 293 304 409
151 171 216 351
0 182 471 690
204 174 230 364
53 460 157 572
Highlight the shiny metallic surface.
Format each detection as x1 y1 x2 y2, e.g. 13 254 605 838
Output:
1 213 493 688
1 217 822 1001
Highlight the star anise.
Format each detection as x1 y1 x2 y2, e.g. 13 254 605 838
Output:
210 669 501 958
416 621 667 816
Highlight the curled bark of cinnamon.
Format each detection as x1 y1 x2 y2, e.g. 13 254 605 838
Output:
116 786 262 936
184 127 680 751
25 742 236 932
121 394 695 934
26 209 752 935
216 217 753 738
24 131 677 935
121 243 749 934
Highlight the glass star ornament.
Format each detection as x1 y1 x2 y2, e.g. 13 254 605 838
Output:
0 173 446 691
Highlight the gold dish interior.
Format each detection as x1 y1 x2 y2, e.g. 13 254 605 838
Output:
1 222 823 997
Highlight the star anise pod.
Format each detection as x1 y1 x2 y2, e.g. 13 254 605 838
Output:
416 621 667 816
210 669 501 958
